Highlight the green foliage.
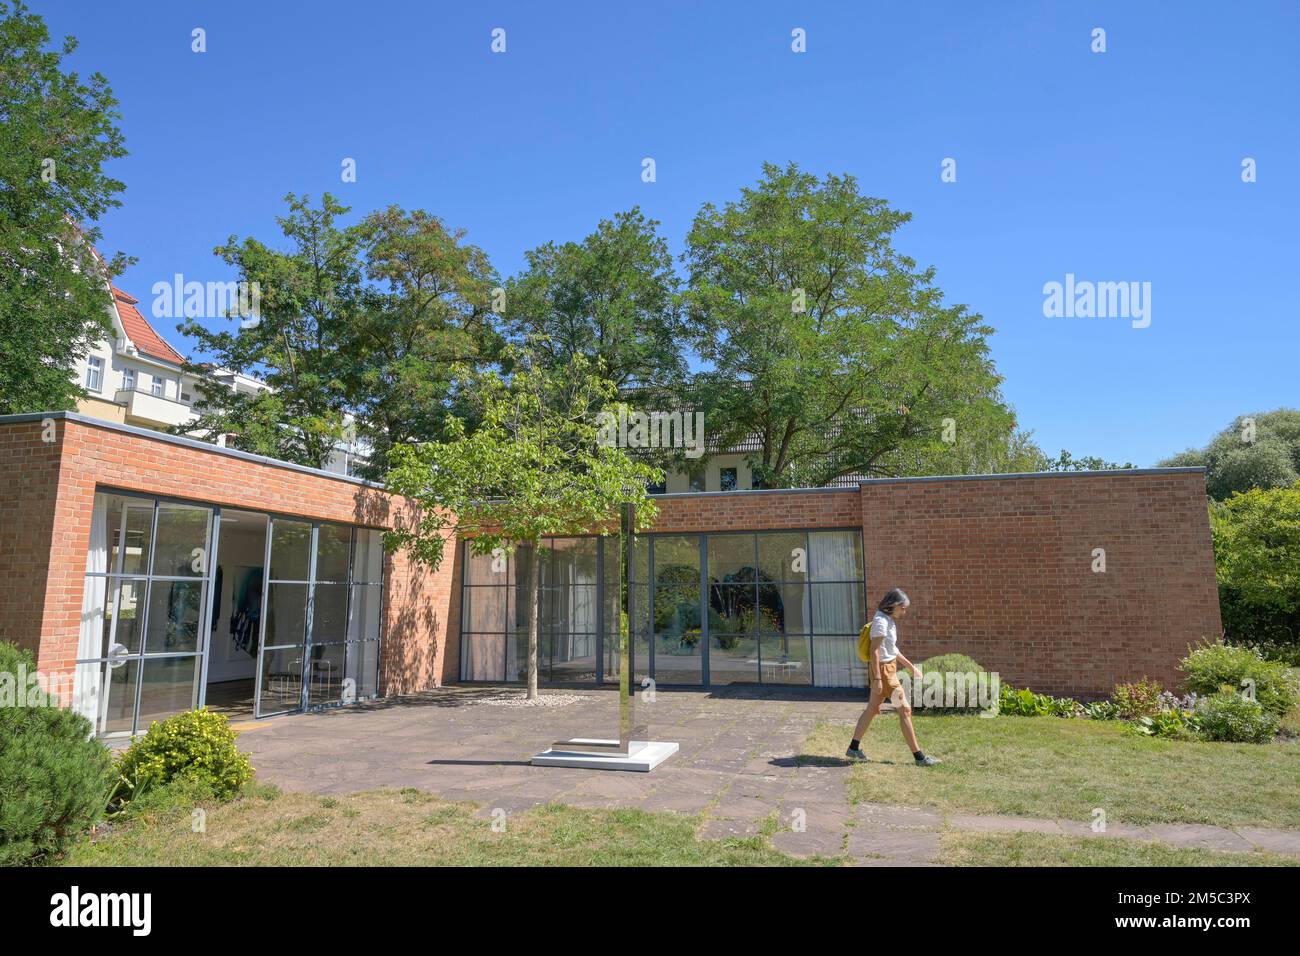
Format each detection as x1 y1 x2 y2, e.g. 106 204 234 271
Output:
1044 450 1135 471
1110 677 1164 720
1193 691 1279 744
1081 700 1121 720
998 686 1080 718
917 653 985 675
385 344 662 695
1161 409 1300 500
0 642 114 865
114 708 254 803
1179 641 1299 718
0 1 127 414
1128 709 1200 740
1210 483 1300 648
682 162 1021 488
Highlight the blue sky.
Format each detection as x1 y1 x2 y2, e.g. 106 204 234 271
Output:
36 0 1300 467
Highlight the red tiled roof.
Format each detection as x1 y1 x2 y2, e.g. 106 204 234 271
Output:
111 286 184 364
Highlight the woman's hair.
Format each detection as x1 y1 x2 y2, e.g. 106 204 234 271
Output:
878 588 910 615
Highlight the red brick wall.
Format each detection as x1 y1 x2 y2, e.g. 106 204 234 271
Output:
859 473 1222 696
0 416 460 697
0 414 1222 703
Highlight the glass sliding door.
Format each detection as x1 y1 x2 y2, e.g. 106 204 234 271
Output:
255 518 385 717
74 493 214 737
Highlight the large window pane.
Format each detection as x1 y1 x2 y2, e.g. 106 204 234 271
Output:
760 633 811 685
151 504 212 577
757 531 809 582
269 520 312 581
144 579 206 653
265 583 308 645
311 583 350 642
347 585 382 641
115 498 155 576
812 635 867 688
707 533 755 583
709 632 758 684
315 523 352 583
462 633 506 681
306 643 347 705
348 641 380 698
466 546 512 586
465 585 512 632
809 530 863 582
137 656 200 729
760 582 811 634
259 646 305 714
98 574 146 658
811 582 865 633
709 583 754 635
353 529 385 584
75 658 137 735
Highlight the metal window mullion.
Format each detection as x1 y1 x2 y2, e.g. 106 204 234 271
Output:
196 506 221 710
253 516 275 717
699 534 709 686
302 523 320 710
130 501 162 735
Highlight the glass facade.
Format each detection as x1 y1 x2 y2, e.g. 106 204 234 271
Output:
75 491 386 736
458 528 866 689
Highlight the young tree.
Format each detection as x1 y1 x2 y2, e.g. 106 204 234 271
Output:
180 193 362 468
0 1 128 414
683 162 1019 487
385 346 661 698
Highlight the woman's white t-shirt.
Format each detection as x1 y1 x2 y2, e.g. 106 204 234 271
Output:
868 610 898 662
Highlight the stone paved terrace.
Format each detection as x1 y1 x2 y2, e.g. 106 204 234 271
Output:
229 686 1300 865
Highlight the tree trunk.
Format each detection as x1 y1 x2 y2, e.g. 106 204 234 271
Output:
525 540 540 700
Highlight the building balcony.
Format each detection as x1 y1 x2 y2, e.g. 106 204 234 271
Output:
114 389 198 429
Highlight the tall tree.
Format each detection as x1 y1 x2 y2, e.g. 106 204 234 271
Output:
504 208 685 392
345 206 501 478
180 193 362 468
385 345 661 698
1161 409 1300 500
683 162 1018 488
0 0 128 414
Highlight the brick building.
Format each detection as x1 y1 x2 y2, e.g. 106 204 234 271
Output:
0 411 1221 738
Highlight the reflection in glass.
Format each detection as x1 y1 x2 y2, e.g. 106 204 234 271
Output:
352 529 385 584
259 646 305 714
759 632 812 685
306 642 347 704
269 520 312 581
315 523 352 582
115 498 155 576
348 585 382 641
265 583 308 646
144 579 206 653
138 656 200 728
152 504 212 577
757 531 809 582
462 633 506 681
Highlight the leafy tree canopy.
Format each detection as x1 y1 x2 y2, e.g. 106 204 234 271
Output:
0 0 127 414
1160 408 1300 500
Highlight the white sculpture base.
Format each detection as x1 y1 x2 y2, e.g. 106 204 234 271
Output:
532 739 679 772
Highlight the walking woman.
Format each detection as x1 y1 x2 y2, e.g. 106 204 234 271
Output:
846 588 940 766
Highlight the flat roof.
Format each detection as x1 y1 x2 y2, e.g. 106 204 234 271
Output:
1 411 1204 499
0 410 378 488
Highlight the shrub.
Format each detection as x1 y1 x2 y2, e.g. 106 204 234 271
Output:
1129 709 1200 740
1194 691 1279 743
115 708 253 802
998 686 1080 718
0 642 114 865
1210 481 1300 647
1179 641 1299 718
917 653 985 675
1111 677 1164 719
1082 700 1121 720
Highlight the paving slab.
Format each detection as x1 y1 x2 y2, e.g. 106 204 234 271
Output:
1143 823 1257 853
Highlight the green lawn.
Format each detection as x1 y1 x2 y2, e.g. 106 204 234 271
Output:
802 714 1300 828
940 831 1298 867
64 783 838 867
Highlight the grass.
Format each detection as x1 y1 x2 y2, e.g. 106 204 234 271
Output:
801 714 1300 828
939 831 1299 867
63 782 840 867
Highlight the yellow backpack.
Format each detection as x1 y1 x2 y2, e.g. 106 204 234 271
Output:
856 622 873 663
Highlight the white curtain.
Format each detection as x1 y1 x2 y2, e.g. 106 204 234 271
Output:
809 532 865 688
73 494 110 730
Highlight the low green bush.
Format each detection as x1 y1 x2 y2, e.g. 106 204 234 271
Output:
998 686 1080 718
1111 677 1165 719
1129 709 1200 740
0 642 115 865
917 653 985 675
1180 641 1299 718
1194 691 1279 743
114 708 253 804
